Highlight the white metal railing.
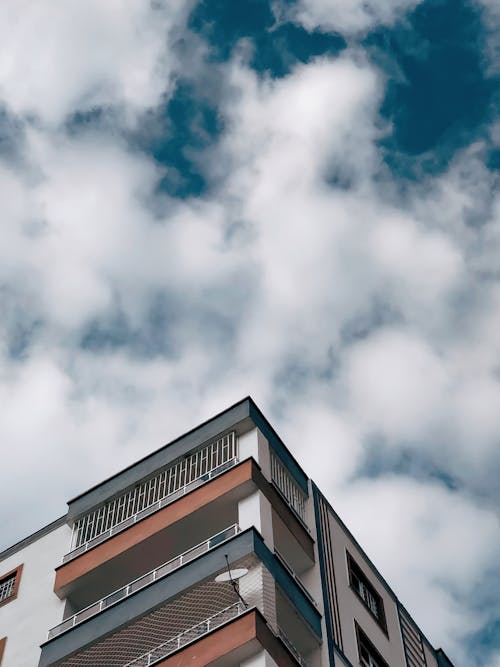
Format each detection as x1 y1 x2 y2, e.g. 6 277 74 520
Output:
65 433 238 562
274 549 318 608
123 601 247 666
270 451 307 524
278 628 308 666
357 581 379 617
48 524 240 640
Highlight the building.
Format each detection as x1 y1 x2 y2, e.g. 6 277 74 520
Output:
0 397 455 667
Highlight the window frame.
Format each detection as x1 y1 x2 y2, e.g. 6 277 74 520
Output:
0 564 23 609
347 552 388 634
355 622 390 667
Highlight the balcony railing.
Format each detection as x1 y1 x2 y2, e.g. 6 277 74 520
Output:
122 603 308 667
270 451 308 526
48 524 240 640
64 433 238 562
274 548 318 609
123 601 247 666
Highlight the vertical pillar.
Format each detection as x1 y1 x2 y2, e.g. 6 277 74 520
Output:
238 492 274 550
239 429 260 464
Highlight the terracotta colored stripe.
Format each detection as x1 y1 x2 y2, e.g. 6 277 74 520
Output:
55 461 254 594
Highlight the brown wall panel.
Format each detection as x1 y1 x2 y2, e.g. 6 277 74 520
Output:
0 637 6 665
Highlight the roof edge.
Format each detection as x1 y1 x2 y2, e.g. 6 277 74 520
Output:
67 395 254 505
0 515 67 564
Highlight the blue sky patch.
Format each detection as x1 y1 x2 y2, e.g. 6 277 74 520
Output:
189 0 345 76
369 0 499 177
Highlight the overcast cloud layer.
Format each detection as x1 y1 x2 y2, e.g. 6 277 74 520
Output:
0 1 499 665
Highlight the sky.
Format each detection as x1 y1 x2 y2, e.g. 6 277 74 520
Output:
0 0 499 664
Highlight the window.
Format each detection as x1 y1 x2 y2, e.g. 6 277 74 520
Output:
356 623 389 667
347 553 387 632
0 565 23 608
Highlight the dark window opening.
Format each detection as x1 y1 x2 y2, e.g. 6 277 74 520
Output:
348 553 387 633
356 623 390 667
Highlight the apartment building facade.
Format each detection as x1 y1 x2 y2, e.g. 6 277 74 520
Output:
0 397 455 667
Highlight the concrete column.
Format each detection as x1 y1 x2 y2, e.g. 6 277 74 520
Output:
238 428 259 464
238 491 274 550
257 430 271 480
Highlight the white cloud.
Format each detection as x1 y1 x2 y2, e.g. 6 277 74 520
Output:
0 0 191 126
0 9 499 663
282 403 364 488
280 0 423 35
368 214 463 321
474 0 500 74
333 476 500 657
344 328 449 441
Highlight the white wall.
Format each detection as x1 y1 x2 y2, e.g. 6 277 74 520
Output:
238 428 260 465
239 427 273 482
0 523 71 667
323 507 408 667
238 491 274 550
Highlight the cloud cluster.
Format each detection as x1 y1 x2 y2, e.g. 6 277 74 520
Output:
0 0 191 126
0 2 498 665
335 477 500 651
280 0 423 34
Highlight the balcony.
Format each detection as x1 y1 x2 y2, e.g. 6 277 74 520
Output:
65 431 312 564
270 451 308 528
48 525 240 640
123 601 247 666
65 433 238 563
40 530 321 667
55 454 314 604
122 604 310 667
274 548 318 610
